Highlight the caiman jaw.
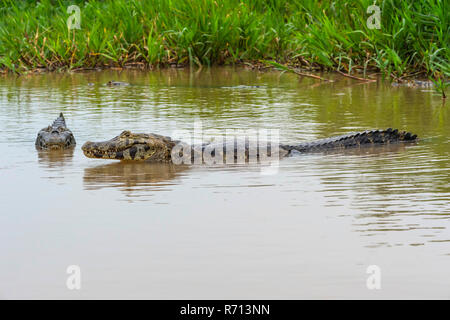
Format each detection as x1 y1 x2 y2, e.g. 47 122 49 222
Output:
82 142 156 160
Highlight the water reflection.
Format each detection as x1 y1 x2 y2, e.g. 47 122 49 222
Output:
310 142 450 247
37 148 75 167
83 162 188 194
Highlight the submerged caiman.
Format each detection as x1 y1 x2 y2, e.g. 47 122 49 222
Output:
82 129 417 162
35 113 76 150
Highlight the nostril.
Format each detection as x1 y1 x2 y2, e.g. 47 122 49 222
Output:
51 130 59 134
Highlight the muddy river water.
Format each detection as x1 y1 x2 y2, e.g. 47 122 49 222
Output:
0 67 449 298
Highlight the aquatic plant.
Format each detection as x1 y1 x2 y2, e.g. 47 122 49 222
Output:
0 0 448 80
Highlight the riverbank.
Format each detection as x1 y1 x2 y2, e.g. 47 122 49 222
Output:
0 0 448 83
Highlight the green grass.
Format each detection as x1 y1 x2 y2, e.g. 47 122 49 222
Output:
0 0 448 80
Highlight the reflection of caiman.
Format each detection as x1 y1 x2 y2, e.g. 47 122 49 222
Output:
84 162 187 190
37 148 75 167
82 129 418 162
35 113 76 149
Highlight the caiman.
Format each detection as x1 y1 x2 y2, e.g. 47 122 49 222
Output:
35 113 76 150
106 81 130 86
82 129 417 163
391 80 450 88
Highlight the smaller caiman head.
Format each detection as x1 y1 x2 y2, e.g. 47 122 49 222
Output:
35 113 76 150
82 131 177 161
106 80 130 86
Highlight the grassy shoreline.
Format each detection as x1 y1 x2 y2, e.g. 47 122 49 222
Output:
0 0 448 82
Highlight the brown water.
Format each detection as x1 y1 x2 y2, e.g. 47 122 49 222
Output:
0 67 449 299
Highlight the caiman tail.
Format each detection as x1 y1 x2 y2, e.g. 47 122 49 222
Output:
51 112 67 128
282 128 417 153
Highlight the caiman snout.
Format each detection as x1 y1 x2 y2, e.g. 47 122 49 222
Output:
81 141 96 155
82 141 126 159
36 131 75 149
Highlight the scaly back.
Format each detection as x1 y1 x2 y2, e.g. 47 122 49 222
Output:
283 128 417 153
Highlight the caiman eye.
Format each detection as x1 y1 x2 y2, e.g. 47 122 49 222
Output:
120 130 131 137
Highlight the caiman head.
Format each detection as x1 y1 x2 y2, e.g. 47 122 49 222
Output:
35 113 76 150
82 130 177 161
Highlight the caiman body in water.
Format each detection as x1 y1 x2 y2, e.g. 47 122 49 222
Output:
35 113 76 150
82 129 417 162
